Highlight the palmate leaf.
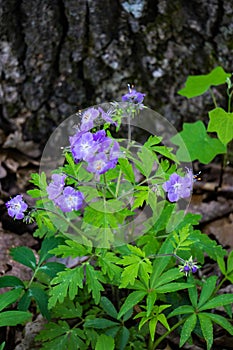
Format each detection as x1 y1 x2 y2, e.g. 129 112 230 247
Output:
171 121 226 163
36 321 86 350
118 291 147 319
178 66 231 98
198 313 213 350
199 294 233 311
201 312 233 335
180 314 197 348
48 267 84 308
208 107 233 145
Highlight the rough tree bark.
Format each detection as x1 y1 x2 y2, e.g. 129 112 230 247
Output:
0 0 233 147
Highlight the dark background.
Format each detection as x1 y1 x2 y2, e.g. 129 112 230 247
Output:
1 0 233 148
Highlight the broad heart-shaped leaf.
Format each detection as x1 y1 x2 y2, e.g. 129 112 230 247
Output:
171 121 226 164
10 246 37 270
178 66 231 98
198 313 213 350
208 107 233 145
0 310 31 327
96 334 114 350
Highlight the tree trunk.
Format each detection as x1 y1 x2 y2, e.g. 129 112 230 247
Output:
1 0 233 145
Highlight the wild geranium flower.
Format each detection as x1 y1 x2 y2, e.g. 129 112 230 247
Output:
47 174 66 203
163 170 193 202
56 186 84 212
71 132 97 163
80 108 99 131
6 195 28 220
122 87 145 104
86 153 116 174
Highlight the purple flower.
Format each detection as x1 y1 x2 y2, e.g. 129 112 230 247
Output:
122 88 145 104
86 153 114 174
56 186 84 212
93 130 107 143
71 132 97 163
80 108 99 131
6 195 28 220
179 257 199 276
47 174 66 203
162 170 193 202
98 107 117 126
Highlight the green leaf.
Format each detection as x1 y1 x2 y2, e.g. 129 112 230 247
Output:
85 264 104 304
153 268 182 288
149 317 157 342
30 286 50 320
199 294 233 311
171 121 226 163
51 299 82 319
48 267 84 308
84 318 119 329
178 66 231 98
38 262 66 278
180 314 197 347
156 282 193 293
116 326 130 350
208 107 233 145
168 305 194 318
118 158 135 183
202 312 233 335
50 240 90 258
198 314 213 350
0 276 24 289
217 256 226 275
119 255 140 288
146 290 157 316
95 334 114 350
100 297 118 319
227 250 233 273
188 279 198 308
0 289 22 311
0 310 31 327
197 276 218 308
39 238 61 264
0 342 5 350
10 246 37 270
118 291 147 319
18 290 32 311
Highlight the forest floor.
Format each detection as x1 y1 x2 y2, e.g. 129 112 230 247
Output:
1 148 233 349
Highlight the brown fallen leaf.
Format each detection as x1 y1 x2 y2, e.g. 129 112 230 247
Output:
3 131 41 158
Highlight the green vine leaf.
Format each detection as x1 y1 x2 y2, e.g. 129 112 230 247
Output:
208 107 233 145
178 66 231 98
171 121 226 163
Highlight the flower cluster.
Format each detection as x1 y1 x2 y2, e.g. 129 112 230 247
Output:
122 86 145 104
6 195 28 219
179 257 199 276
46 174 84 212
70 108 120 175
162 169 193 202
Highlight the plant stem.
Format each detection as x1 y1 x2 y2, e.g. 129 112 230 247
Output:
209 88 217 108
36 207 85 237
150 318 185 349
103 173 116 198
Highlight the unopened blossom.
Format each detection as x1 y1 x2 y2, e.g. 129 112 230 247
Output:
163 170 193 202
80 108 99 131
56 186 84 212
6 195 28 220
47 174 66 203
122 88 145 104
98 107 117 126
